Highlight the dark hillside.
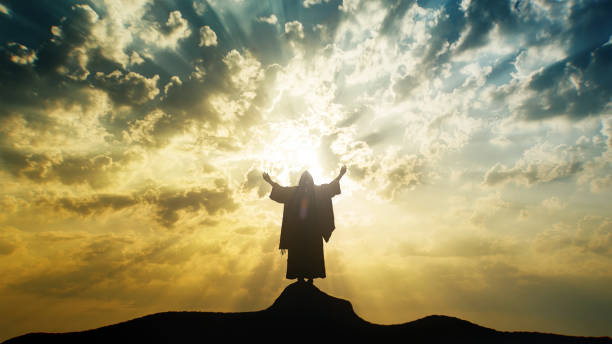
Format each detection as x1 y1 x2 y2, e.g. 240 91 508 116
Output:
4 282 611 343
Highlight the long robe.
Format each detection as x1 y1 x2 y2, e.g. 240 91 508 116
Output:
270 179 341 279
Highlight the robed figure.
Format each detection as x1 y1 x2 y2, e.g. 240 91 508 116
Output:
263 166 346 283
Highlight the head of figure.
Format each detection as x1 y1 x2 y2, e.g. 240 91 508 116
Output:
298 171 314 189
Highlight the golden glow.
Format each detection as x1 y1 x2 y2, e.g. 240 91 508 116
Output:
258 121 326 186
2 0 612 341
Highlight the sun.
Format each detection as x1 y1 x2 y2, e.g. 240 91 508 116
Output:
258 121 327 186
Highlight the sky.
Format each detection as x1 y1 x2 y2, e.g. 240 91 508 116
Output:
0 0 611 340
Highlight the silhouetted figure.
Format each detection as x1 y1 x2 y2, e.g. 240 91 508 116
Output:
263 166 346 284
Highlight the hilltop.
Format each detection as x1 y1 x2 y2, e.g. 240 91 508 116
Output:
4 282 611 343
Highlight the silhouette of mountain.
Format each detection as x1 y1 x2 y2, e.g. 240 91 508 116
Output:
4 282 611 343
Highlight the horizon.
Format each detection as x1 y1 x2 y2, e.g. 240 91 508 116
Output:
1 0 612 341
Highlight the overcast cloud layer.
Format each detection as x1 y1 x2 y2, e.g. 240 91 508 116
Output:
1 0 612 340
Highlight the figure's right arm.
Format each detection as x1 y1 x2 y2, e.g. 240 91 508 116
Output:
263 172 280 188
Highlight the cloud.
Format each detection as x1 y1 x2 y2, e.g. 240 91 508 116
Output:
513 44 612 120
154 49 267 146
5 42 37 65
418 112 481 157
483 143 584 187
453 0 515 53
565 0 612 58
535 216 612 257
320 127 429 200
193 1 206 16
284 21 305 40
129 51 145 66
591 175 612 193
257 14 278 25
49 195 139 216
541 197 566 212
421 1 465 66
0 5 95 112
199 25 218 47
392 73 419 99
378 152 426 199
93 70 159 105
303 0 329 7
379 0 416 36
483 161 583 187
141 10 192 49
0 196 27 222
36 181 238 227
478 1 612 121
241 168 270 198
122 109 170 146
0 149 130 189
222 49 264 92
144 180 238 227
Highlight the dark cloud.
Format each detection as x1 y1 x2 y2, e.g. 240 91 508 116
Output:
421 0 465 67
0 149 130 189
33 4 109 78
454 0 516 53
484 50 521 87
146 180 238 227
468 0 612 121
93 70 160 106
0 240 18 256
5 42 37 65
38 181 239 227
421 0 564 79
566 0 612 61
520 44 612 120
0 4 125 146
148 54 271 149
241 168 270 198
51 195 139 216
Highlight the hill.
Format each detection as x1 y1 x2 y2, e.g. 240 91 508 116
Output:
4 281 611 343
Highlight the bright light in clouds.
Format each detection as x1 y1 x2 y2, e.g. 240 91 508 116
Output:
259 120 326 185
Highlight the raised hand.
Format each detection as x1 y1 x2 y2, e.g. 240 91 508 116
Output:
262 172 273 185
334 165 347 183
